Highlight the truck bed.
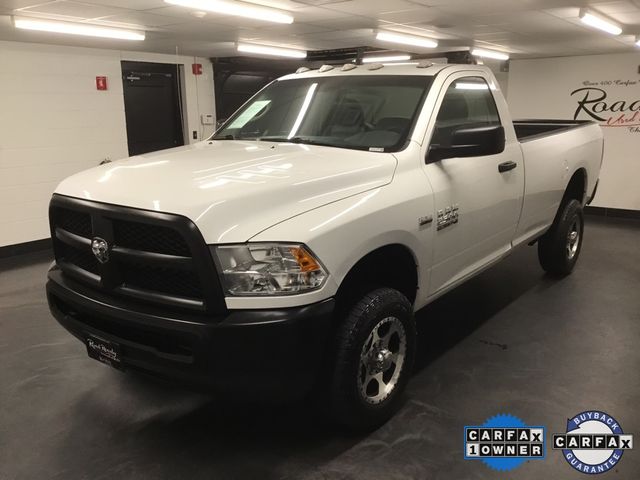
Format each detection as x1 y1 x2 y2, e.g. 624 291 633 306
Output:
512 119 603 247
513 119 595 142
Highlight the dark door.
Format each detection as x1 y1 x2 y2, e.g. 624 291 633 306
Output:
213 57 299 122
215 72 274 121
121 61 184 156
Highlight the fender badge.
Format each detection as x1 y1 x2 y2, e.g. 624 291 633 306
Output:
418 215 433 226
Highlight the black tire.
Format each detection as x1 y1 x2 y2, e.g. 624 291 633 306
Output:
538 199 584 276
328 287 416 430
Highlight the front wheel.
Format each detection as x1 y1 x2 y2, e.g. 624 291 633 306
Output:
538 199 584 276
328 287 416 430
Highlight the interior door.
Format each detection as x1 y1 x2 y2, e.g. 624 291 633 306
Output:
424 74 524 295
121 61 185 156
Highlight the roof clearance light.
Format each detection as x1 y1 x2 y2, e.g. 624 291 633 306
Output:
237 43 307 58
579 10 622 35
165 0 294 24
376 31 438 49
362 54 411 64
471 48 510 60
13 16 145 40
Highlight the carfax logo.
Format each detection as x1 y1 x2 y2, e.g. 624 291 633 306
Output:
553 410 634 474
464 414 545 472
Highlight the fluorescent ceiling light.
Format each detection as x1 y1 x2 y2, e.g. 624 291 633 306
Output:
376 31 438 49
382 62 419 66
471 48 509 60
237 43 306 58
362 54 411 64
165 0 293 24
13 16 145 40
579 10 622 35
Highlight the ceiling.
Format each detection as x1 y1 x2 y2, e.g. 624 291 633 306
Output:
1 0 640 59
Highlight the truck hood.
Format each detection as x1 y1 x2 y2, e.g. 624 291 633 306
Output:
55 140 397 243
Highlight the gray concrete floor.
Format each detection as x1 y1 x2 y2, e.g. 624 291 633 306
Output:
1 216 639 480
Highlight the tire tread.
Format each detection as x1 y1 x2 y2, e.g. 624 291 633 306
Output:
329 287 415 430
538 199 583 276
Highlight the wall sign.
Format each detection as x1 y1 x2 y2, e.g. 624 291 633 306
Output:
507 53 640 211
571 79 640 133
96 76 108 91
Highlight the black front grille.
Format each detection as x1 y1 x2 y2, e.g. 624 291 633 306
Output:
113 219 190 256
49 195 225 314
57 208 92 238
121 261 203 299
59 243 100 275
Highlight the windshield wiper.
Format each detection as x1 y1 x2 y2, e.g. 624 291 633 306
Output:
259 136 295 143
213 134 235 140
260 136 337 148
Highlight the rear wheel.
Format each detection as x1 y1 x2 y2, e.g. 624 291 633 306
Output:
328 287 416 430
538 199 584 276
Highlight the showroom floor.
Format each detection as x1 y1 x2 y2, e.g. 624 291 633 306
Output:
1 216 638 480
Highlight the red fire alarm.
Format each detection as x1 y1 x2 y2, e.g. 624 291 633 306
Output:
192 63 203 75
96 76 108 91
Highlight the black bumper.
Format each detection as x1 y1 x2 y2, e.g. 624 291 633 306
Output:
47 268 334 399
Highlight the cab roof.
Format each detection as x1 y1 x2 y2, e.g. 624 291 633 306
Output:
278 63 488 81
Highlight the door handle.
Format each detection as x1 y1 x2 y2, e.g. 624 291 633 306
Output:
498 161 517 173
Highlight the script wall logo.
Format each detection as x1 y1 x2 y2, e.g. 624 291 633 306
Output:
571 79 640 133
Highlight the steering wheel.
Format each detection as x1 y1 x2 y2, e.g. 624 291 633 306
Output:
363 121 376 132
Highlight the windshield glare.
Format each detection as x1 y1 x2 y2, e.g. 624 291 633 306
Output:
214 75 433 152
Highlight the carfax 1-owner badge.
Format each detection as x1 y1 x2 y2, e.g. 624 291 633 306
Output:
464 414 546 472
553 410 634 474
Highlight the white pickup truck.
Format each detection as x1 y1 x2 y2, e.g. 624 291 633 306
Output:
47 63 603 429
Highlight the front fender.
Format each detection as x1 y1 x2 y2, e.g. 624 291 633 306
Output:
235 178 433 310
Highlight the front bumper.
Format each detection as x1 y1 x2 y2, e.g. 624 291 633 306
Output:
47 267 334 399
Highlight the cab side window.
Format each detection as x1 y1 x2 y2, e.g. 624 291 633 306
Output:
431 77 500 148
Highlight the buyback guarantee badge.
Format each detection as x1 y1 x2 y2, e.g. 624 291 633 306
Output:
464 414 546 472
554 410 634 474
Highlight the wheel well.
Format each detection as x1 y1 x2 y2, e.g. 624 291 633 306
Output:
334 244 418 313
563 169 587 205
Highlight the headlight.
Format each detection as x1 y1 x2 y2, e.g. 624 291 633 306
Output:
211 243 328 296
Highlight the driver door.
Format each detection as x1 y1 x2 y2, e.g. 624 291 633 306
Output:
423 74 524 295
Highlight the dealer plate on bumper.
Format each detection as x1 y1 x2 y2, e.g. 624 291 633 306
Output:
86 335 123 369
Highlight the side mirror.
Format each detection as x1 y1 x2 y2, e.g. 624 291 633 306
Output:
427 125 505 162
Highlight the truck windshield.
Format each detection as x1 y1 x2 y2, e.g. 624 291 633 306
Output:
213 75 433 152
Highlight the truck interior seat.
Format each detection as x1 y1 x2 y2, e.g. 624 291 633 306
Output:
327 100 365 137
375 117 411 134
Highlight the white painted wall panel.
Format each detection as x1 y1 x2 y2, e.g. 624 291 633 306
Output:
0 143 125 169
0 41 216 247
0 182 59 205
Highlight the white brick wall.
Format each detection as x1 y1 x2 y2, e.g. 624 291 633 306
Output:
0 41 216 247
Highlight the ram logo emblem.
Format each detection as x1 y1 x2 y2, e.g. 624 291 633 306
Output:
91 237 110 264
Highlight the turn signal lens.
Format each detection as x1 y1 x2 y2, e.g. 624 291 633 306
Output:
290 246 321 272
